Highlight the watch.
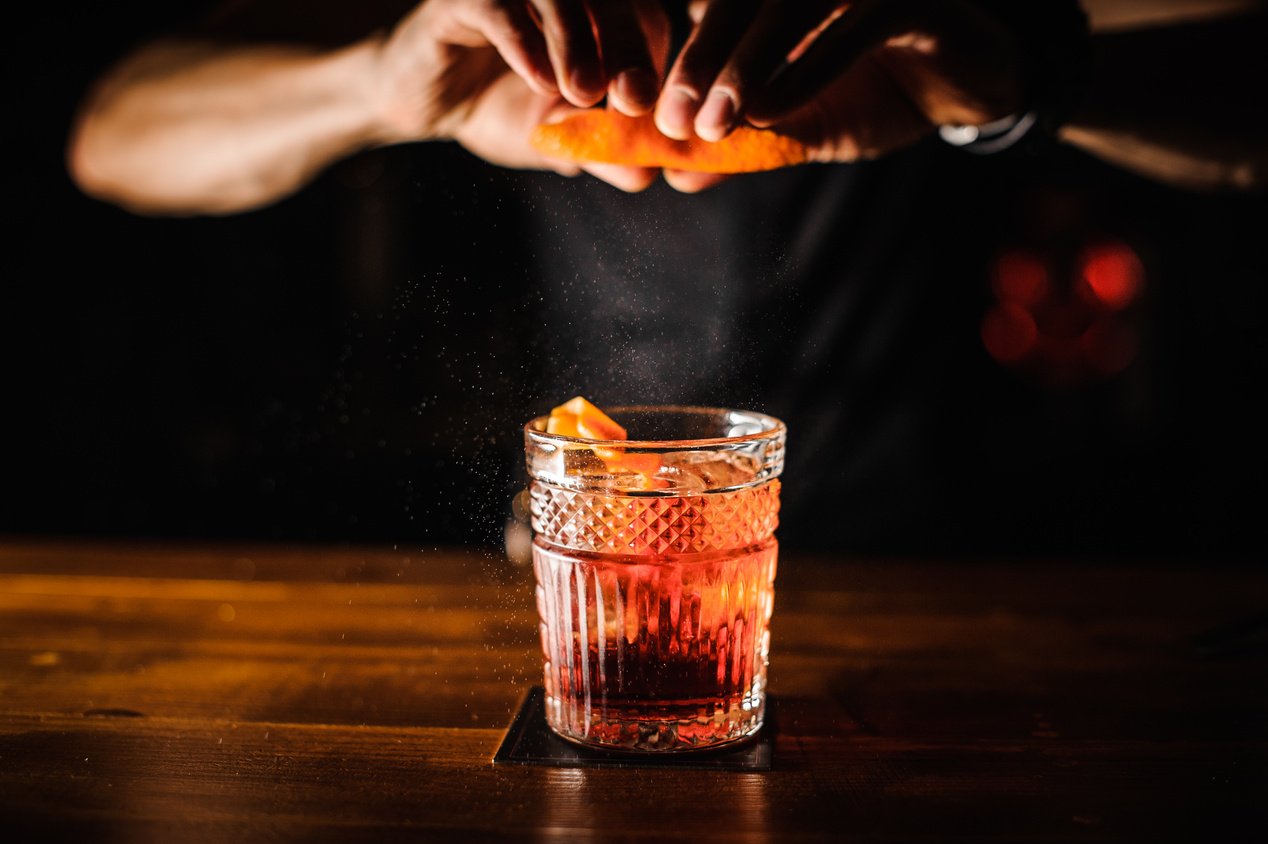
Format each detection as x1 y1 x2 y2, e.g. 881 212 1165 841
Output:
939 111 1040 154
939 0 1092 155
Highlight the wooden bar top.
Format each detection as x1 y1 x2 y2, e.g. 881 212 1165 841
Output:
2 539 1265 841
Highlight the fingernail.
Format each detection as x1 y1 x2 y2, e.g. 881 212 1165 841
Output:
614 68 659 114
569 66 606 106
695 89 736 142
655 86 699 140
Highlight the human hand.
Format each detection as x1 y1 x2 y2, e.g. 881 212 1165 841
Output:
374 0 670 190
654 0 1027 192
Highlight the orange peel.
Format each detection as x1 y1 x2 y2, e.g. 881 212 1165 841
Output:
547 396 626 440
530 110 809 174
546 396 664 489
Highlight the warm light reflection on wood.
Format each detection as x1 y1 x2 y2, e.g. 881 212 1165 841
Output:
1 541 1265 838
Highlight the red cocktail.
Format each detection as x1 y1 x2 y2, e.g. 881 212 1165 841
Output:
524 405 785 751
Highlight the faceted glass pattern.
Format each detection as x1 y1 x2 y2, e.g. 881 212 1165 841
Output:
524 406 785 752
530 481 780 556
534 537 777 751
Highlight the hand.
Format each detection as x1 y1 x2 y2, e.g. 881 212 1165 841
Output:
654 0 1026 192
374 0 670 190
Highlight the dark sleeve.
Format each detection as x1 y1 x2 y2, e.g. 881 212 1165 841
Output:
971 0 1092 130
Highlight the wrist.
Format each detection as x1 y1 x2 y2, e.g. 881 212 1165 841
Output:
302 36 415 149
353 34 425 146
364 30 465 146
942 1 1092 154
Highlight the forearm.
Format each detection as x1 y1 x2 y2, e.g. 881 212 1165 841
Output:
68 37 397 215
1059 10 1268 191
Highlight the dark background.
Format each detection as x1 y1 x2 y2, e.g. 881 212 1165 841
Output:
4 2 1267 560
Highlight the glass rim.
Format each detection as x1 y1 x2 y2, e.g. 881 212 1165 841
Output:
524 404 786 451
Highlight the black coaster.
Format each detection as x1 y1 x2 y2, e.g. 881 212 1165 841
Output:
492 686 773 771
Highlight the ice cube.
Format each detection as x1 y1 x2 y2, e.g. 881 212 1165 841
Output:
650 463 709 493
561 447 654 491
562 446 610 478
658 451 759 490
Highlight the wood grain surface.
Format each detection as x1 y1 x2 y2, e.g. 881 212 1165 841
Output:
1 538 1265 841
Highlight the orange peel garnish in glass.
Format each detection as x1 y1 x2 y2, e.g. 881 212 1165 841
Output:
547 396 663 488
546 396 626 439
530 110 809 174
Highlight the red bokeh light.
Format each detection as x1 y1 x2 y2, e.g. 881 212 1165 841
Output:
983 240 1142 384
992 250 1050 308
1079 242 1144 310
982 303 1039 364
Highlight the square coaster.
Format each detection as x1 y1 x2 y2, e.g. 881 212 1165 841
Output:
492 686 773 771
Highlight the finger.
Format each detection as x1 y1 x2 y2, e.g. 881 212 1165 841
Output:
656 0 759 141
443 0 558 96
531 0 607 107
746 0 916 126
662 169 732 193
541 154 584 177
769 53 934 162
838 1 1023 127
581 162 660 192
635 0 672 78
698 0 845 141
589 1 659 116
450 74 589 172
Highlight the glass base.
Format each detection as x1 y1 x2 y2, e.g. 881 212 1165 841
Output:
543 689 766 753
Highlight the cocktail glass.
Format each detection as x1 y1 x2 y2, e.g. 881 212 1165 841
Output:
523 406 785 751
